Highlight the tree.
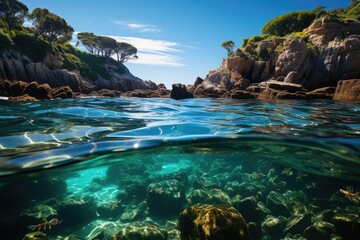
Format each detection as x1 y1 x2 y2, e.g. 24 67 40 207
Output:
349 0 360 9
77 33 138 63
0 0 28 32
114 42 138 62
314 5 326 18
221 40 235 56
261 11 317 36
77 32 98 54
29 8 74 44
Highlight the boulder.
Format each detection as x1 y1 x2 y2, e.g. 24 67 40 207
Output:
9 94 38 102
275 38 310 79
170 83 194 100
147 179 186 215
233 196 267 223
261 215 286 237
178 204 251 240
8 80 27 97
333 79 360 101
57 196 97 228
303 225 330 240
332 213 360 239
97 201 124 218
266 191 289 216
284 213 313 234
222 90 256 99
115 221 167 240
225 56 254 78
305 17 360 46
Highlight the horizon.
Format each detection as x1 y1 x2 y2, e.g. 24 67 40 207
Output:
22 0 350 88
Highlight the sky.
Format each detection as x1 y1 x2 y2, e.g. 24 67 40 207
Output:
21 0 350 88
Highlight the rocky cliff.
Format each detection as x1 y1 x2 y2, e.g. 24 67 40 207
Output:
0 50 159 100
193 17 360 100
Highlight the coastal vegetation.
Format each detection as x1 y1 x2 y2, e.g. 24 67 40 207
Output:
222 1 360 62
0 0 137 81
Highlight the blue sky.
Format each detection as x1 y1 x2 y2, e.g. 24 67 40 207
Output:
22 0 349 88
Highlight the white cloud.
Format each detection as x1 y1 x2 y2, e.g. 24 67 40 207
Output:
108 36 187 67
113 21 161 33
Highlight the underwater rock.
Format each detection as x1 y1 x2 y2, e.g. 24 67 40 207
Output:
106 161 147 182
266 191 289 216
164 171 189 186
205 189 231 205
166 220 181 240
332 213 360 239
303 225 330 240
192 176 221 190
239 182 267 198
233 196 268 223
178 204 251 240
57 196 97 228
23 231 48 240
15 204 57 239
316 209 335 223
120 201 148 222
261 215 286 237
247 222 261 240
187 189 211 205
224 181 242 197
284 213 313 235
312 220 336 234
116 182 148 205
97 201 124 218
87 182 102 192
114 221 168 240
147 179 186 216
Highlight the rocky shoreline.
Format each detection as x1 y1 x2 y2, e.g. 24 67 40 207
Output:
1 17 360 102
184 17 360 101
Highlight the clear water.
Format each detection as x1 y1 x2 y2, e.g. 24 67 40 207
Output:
0 98 359 240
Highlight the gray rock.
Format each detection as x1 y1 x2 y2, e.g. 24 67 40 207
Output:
303 225 330 240
147 179 186 215
261 215 286 237
266 191 289 216
115 221 167 240
285 213 313 234
170 83 193 100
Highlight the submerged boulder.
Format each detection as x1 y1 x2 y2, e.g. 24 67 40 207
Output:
147 179 186 215
178 204 251 240
114 221 167 240
57 196 97 228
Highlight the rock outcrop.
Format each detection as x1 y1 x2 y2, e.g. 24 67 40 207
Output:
170 83 194 100
0 50 159 100
193 17 360 100
333 79 360 101
178 204 251 240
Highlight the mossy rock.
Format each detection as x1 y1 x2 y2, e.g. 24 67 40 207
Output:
178 204 251 240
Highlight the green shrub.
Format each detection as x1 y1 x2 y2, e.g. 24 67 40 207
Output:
11 30 53 61
0 29 13 49
262 10 317 36
288 32 309 41
242 34 276 48
347 3 360 20
58 43 128 80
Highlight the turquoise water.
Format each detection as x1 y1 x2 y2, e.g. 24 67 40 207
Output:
0 98 359 239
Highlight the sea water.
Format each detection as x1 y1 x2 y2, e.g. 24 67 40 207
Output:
0 98 359 240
